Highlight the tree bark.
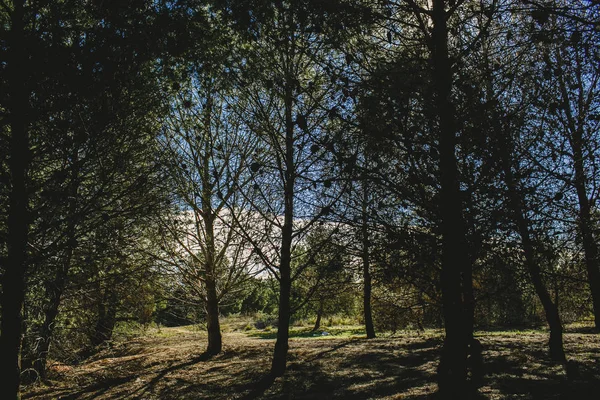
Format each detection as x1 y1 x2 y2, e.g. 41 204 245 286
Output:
0 2 29 397
205 276 222 355
430 1 472 396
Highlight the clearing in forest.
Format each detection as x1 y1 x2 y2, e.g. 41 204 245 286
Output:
22 324 600 400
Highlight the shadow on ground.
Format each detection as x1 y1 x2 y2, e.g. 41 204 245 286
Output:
22 330 600 400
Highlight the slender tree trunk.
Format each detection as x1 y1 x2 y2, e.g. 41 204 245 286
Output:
271 243 292 377
24 261 71 382
205 276 222 355
431 1 472 396
0 2 29 397
571 129 600 331
312 299 324 332
198 93 223 355
31 275 67 381
361 181 376 338
499 131 567 363
29 155 80 380
270 44 296 377
553 50 600 331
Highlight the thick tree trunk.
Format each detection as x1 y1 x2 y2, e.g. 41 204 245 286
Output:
0 2 29 397
362 183 376 339
499 132 567 363
431 1 472 396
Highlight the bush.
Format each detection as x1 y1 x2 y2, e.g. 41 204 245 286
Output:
252 312 278 329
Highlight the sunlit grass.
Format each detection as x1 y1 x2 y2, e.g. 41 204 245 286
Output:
23 318 600 400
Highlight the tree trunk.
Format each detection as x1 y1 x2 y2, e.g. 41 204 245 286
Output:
571 128 600 331
23 261 70 382
200 92 223 356
31 280 65 381
270 45 296 378
91 289 119 347
553 49 600 331
271 254 291 377
29 154 80 381
0 2 29 397
205 277 222 355
498 131 567 363
362 182 376 339
431 1 472 396
313 299 324 332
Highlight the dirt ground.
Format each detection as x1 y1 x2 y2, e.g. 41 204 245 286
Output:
21 326 600 399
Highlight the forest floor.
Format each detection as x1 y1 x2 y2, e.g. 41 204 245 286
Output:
22 321 600 400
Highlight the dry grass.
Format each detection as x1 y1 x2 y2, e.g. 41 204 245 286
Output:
21 325 600 400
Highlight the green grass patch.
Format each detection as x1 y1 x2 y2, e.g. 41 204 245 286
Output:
246 325 366 339
474 328 546 337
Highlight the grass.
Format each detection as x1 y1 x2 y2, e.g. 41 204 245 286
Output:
21 319 600 400
247 325 367 339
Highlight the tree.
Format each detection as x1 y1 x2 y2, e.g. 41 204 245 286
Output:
378 1 478 394
158 54 258 355
226 1 362 377
532 6 600 330
291 225 356 331
0 0 191 392
470 3 570 362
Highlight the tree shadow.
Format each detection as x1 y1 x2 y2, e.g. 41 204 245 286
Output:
23 333 600 400
564 325 599 334
115 338 443 400
481 337 600 400
31 375 139 400
239 374 277 400
258 339 442 400
306 338 359 362
41 350 219 399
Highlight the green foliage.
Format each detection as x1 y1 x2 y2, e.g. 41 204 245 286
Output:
236 277 279 316
291 226 358 322
155 285 203 327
